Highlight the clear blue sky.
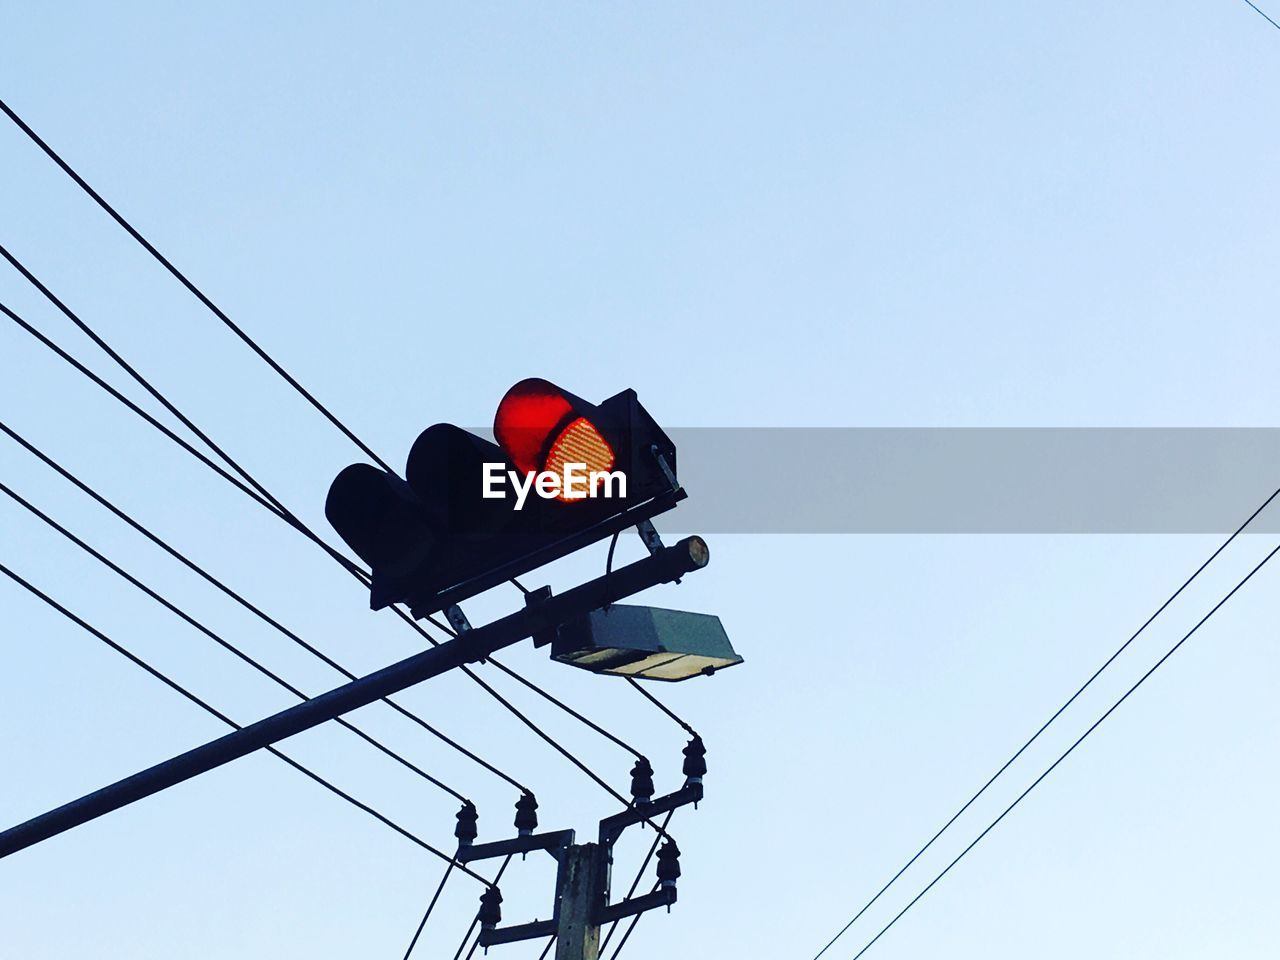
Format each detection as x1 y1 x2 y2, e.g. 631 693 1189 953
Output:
2 3 1279 958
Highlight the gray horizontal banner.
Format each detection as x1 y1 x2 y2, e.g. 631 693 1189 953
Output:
652 428 1280 533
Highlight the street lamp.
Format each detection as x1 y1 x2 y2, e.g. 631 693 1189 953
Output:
551 604 744 681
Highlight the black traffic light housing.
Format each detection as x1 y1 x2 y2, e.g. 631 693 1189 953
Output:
324 380 685 618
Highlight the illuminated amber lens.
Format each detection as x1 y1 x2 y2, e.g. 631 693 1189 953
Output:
545 417 615 502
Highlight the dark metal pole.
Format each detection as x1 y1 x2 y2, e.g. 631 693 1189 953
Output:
0 537 709 861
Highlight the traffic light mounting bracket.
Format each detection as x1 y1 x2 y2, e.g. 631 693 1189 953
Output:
636 518 664 557
445 604 472 634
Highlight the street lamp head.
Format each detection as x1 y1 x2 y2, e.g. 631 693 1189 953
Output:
551 604 743 682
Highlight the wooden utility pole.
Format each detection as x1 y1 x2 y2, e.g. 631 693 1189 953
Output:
555 843 607 960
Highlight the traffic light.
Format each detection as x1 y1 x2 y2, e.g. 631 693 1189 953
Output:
325 379 684 617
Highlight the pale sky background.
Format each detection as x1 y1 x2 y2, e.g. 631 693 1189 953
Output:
2 3 1279 959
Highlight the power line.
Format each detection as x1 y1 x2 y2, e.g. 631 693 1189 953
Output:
0 478 470 804
0 241 291 521
451 855 514 960
1242 0 1280 32
401 860 455 959
840 541 1280 960
495 661 646 759
0 96 394 475
0 419 530 795
401 606 643 815
0 270 364 584
606 537 700 738
408 613 678 840
0 103 654 789
0 299 285 522
6 88 696 952
626 678 699 737
0 290 630 805
2 248 643 782
811 480 1280 959
605 884 659 960
0 560 489 882
424 610 646 760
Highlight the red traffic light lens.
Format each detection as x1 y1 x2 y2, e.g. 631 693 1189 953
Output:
494 379 574 475
494 379 616 502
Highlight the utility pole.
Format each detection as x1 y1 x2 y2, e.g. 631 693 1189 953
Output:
470 780 699 957
554 843 607 960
